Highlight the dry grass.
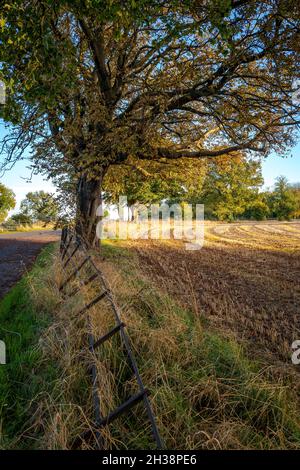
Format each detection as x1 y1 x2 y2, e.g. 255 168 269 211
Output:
38 222 300 449
0 243 99 449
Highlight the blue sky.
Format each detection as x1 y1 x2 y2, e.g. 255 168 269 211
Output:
0 123 56 213
0 121 299 214
261 145 300 188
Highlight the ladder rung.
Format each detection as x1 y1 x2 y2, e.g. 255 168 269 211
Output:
63 243 80 268
68 272 98 297
61 235 73 260
91 322 125 350
59 256 91 291
78 290 108 314
98 389 148 427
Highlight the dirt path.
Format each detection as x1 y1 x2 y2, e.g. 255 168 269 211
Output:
0 230 60 299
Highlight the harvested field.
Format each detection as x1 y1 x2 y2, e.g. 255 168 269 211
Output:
109 221 300 363
93 220 300 449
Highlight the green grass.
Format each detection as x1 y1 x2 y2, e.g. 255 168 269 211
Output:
0 244 59 449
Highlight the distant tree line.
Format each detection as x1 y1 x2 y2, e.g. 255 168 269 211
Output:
1 157 299 229
1 190 59 228
198 174 300 222
103 155 300 222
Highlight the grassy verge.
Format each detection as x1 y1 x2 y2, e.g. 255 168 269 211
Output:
0 241 100 450
94 240 300 449
0 244 60 449
0 224 55 234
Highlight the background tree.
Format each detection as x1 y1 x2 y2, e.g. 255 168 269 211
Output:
289 183 300 218
267 176 298 220
0 183 16 222
9 212 33 226
0 1 299 243
19 191 59 225
242 197 270 221
199 155 265 220
104 153 272 222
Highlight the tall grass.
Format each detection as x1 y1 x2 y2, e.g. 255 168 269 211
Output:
0 242 99 449
0 244 59 448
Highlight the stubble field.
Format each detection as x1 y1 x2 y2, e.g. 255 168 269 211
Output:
129 220 300 363
91 220 300 448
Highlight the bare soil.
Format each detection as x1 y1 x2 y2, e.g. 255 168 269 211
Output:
124 221 300 362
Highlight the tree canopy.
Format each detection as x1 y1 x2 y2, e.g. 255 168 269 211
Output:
19 191 59 224
0 0 299 242
199 155 265 220
0 182 16 222
267 175 299 220
103 157 206 207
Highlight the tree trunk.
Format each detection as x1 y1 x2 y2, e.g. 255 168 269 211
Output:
76 172 104 247
129 205 135 222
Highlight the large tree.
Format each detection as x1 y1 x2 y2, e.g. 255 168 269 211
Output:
0 1 299 244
